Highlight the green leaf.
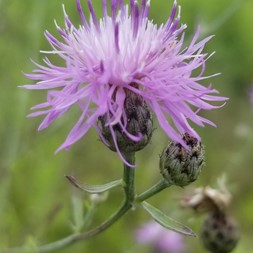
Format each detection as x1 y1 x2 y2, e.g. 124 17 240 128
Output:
71 191 85 232
66 175 122 194
141 201 196 237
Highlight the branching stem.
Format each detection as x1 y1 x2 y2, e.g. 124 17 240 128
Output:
4 152 170 253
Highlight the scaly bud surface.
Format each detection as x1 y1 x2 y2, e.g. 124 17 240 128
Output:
160 133 204 187
201 212 240 253
98 89 153 153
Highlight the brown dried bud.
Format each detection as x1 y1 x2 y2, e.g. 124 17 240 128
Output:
181 176 232 213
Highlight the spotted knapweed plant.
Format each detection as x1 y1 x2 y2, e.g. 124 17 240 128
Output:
16 0 227 251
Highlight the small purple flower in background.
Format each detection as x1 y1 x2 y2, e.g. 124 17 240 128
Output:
136 221 185 253
23 0 226 164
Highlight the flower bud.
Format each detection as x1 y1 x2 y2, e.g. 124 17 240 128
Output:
98 89 153 153
159 133 204 187
201 212 240 253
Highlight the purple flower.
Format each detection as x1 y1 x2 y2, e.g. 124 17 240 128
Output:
23 0 226 165
136 221 185 253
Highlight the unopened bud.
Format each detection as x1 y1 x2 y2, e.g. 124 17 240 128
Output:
159 133 204 187
98 89 153 153
201 212 240 253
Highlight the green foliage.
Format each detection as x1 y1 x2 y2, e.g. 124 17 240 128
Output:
66 175 122 194
141 201 196 237
1 0 253 252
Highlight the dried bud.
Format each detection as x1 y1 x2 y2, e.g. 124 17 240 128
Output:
159 133 204 187
181 176 231 213
98 89 153 153
201 212 240 253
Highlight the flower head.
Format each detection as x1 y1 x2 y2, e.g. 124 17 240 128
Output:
23 0 226 165
136 221 185 253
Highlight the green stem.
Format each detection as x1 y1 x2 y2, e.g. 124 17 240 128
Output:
123 152 135 203
39 204 131 252
4 204 132 253
5 153 171 253
39 152 136 252
136 179 170 202
5 152 172 253
4 152 136 253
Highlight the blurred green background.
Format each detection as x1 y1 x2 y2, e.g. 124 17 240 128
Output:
0 0 253 252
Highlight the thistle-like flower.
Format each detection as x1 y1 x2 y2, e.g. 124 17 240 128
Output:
23 0 226 166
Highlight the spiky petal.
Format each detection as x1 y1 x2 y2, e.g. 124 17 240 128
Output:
23 0 227 166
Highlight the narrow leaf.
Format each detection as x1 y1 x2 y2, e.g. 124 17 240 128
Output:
71 191 85 232
66 175 122 193
142 201 196 237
